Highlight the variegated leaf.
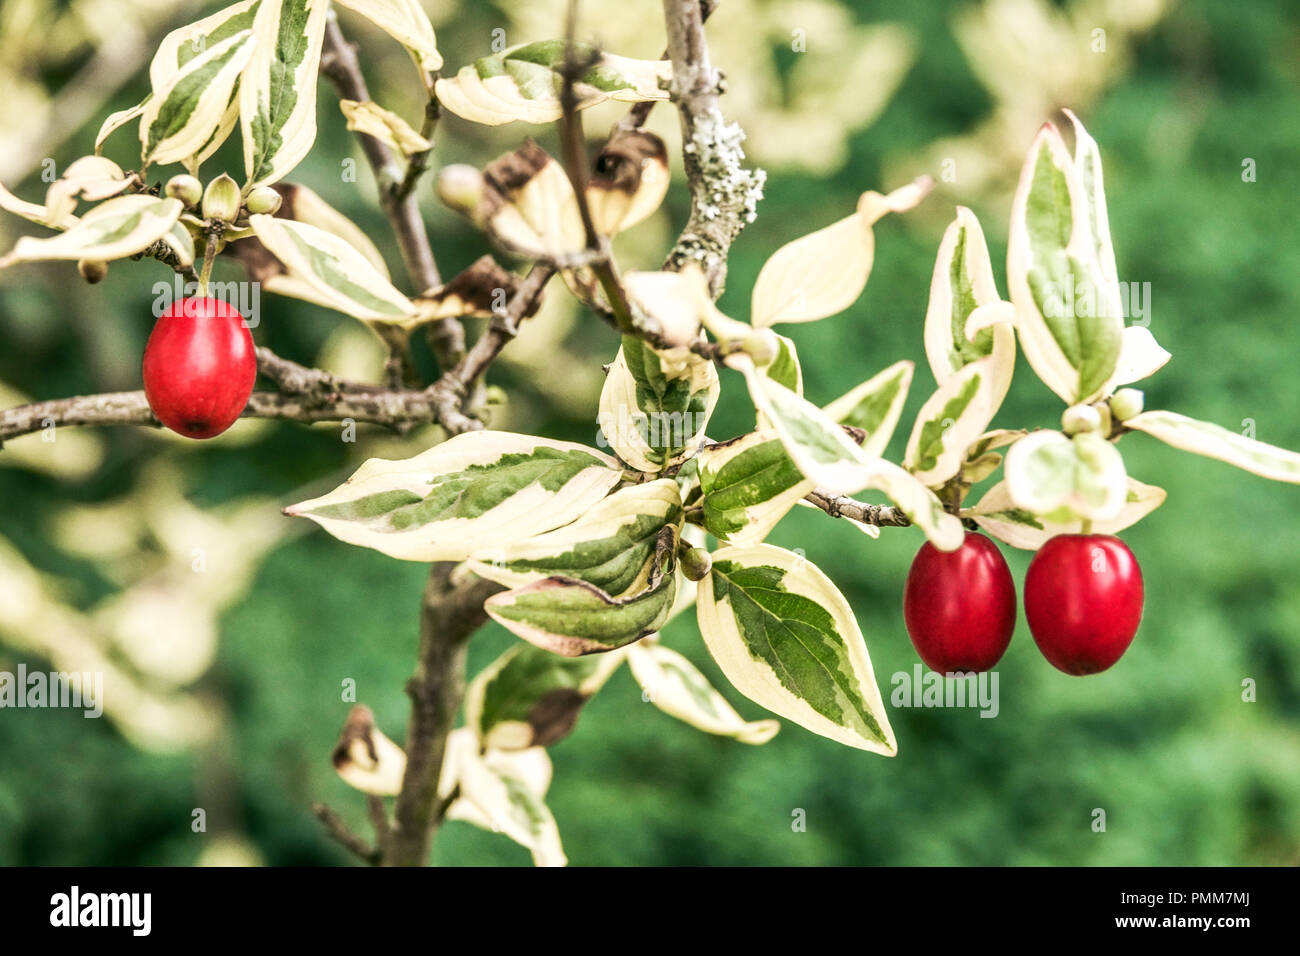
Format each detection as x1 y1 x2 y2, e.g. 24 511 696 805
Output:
338 99 431 156
149 0 262 88
1125 410 1300 484
821 359 914 458
435 41 670 127
696 543 896 754
439 729 565 867
0 181 76 229
739 360 875 495
1107 325 1171 389
140 30 256 167
0 196 182 267
1007 121 1123 404
485 564 678 658
762 333 803 394
751 178 931 328
480 142 586 259
622 271 710 348
95 99 151 155
585 130 670 236
247 214 415 322
241 0 331 188
598 336 718 473
696 431 812 545
968 476 1165 550
331 705 406 796
283 432 622 561
924 206 1005 384
1004 429 1128 522
465 643 626 750
857 459 965 550
334 0 442 71
627 640 780 744
466 479 682 593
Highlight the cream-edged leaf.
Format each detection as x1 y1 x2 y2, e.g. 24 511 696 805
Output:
628 641 780 744
1125 410 1300 484
95 99 151 155
480 142 586 259
696 431 813 545
465 643 626 750
1007 122 1123 404
924 206 1006 383
338 99 432 156
968 476 1165 550
248 214 415 322
331 706 406 796
697 543 896 754
140 30 255 167
821 360 914 459
598 336 718 473
466 479 682 592
1004 429 1127 521
149 0 261 87
240 0 331 188
0 181 77 229
857 459 965 550
1107 325 1171 389
751 177 930 328
0 196 181 267
334 0 442 71
284 432 622 561
485 565 678 658
436 41 670 127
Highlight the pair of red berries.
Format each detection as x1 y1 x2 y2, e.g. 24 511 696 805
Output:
142 297 256 439
903 531 1144 676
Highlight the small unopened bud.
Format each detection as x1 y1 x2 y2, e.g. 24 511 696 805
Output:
678 546 712 582
77 259 108 284
164 174 203 207
1061 404 1103 436
244 185 282 215
201 173 241 223
436 164 485 219
1109 388 1145 422
742 328 780 367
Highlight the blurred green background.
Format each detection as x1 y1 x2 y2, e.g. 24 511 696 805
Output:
2 0 1299 865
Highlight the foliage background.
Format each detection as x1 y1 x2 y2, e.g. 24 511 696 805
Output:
1 0 1299 865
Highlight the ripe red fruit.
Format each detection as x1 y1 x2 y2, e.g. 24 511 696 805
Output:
1024 534 1144 676
903 531 1017 674
142 297 255 439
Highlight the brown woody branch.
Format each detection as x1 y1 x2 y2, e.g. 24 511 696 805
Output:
803 488 913 529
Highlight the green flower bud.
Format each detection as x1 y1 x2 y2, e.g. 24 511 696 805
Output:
77 259 108 284
678 546 712 582
1109 388 1145 422
244 185 282 216
201 173 241 223
164 174 203 208
1061 403 1103 436
436 164 485 219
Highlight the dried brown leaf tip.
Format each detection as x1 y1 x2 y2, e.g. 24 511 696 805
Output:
415 255 523 321
332 704 407 796
587 131 670 235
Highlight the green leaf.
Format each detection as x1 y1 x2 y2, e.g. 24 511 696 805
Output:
1125 410 1300 484
696 544 896 754
763 333 803 394
284 432 622 561
435 41 670 127
627 641 780 744
1007 122 1123 404
466 479 683 593
465 644 625 750
240 0 331 188
598 337 718 473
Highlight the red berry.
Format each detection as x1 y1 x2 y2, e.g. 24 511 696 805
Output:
1024 534 1144 676
903 531 1016 674
142 297 255 439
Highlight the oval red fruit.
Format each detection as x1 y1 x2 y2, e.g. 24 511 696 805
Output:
903 531 1017 674
142 297 256 439
1024 534 1143 676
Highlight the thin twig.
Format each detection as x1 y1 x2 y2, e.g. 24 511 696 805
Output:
803 488 912 529
312 802 381 864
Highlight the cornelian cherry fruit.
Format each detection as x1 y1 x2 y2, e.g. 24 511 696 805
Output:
1024 534 1144 676
903 531 1017 674
142 297 255 439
